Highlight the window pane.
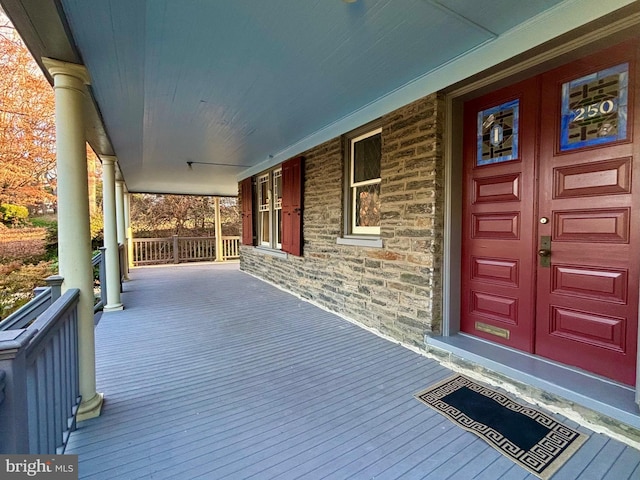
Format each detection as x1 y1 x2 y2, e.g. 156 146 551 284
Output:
355 183 380 227
258 175 269 211
260 211 269 244
353 133 381 183
274 169 282 209
276 209 282 246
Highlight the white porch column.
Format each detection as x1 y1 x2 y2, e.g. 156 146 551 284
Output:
124 191 134 269
214 197 223 261
100 156 123 311
42 58 103 420
115 179 129 280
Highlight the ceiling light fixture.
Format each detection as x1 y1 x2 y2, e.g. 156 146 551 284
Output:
186 160 253 169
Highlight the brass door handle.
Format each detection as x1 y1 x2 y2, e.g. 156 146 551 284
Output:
538 249 551 257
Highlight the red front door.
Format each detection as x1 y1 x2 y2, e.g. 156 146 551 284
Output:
461 77 540 353
461 40 639 385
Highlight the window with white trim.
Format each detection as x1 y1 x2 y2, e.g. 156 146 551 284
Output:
348 127 382 235
257 167 283 248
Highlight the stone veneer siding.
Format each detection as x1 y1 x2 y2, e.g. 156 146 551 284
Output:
240 93 445 349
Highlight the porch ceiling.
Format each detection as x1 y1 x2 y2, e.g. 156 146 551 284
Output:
0 0 635 195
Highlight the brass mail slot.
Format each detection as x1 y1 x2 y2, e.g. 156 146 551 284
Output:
475 321 510 339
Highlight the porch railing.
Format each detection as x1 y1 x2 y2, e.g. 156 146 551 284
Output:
132 235 240 266
0 286 81 454
93 248 106 313
92 245 125 313
221 236 239 260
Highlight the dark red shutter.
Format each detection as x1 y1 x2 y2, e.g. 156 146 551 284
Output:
241 177 253 246
282 156 304 256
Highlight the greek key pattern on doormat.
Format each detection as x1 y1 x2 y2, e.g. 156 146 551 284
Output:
415 375 588 479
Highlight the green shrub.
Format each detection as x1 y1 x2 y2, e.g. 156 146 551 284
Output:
30 216 57 229
28 217 59 260
43 221 58 260
1 203 29 226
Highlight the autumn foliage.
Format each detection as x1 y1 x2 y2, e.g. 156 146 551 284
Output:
0 225 47 261
131 194 240 237
0 223 54 319
0 11 58 319
0 11 57 207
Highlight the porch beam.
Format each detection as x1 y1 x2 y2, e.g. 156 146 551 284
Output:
42 57 103 421
100 155 123 311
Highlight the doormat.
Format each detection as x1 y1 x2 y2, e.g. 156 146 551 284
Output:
414 375 588 479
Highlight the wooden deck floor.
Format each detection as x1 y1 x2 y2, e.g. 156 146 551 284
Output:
66 263 640 479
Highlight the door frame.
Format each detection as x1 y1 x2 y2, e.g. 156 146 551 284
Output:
440 14 640 402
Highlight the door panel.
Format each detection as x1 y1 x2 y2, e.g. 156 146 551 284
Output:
473 174 520 203
549 307 625 352
536 40 639 385
461 78 539 351
552 265 627 303
472 257 519 285
553 158 632 198
552 208 630 242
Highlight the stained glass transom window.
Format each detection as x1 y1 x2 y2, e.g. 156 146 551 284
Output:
477 99 519 166
560 63 628 151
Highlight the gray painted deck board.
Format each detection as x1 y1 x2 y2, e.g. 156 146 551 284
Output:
66 263 640 479
579 440 628 478
602 446 640 479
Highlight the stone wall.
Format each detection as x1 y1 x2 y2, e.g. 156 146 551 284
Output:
240 92 445 349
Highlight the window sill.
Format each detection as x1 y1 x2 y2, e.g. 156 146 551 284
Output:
336 236 383 248
254 246 288 258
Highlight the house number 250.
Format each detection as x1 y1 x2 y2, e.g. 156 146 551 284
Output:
573 99 616 122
